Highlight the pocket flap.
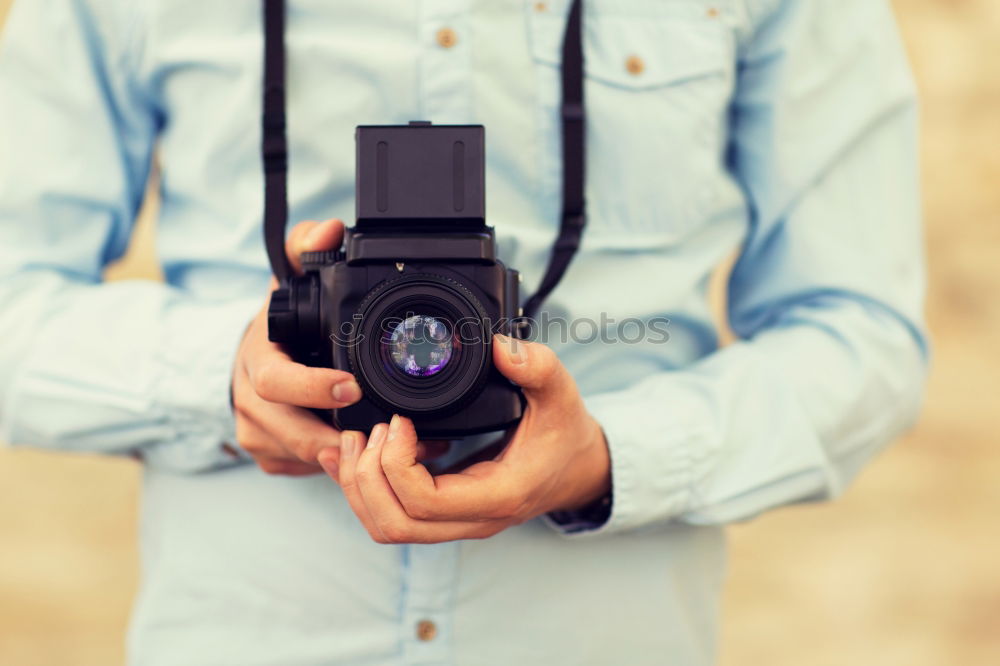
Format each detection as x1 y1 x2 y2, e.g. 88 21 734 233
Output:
530 4 729 91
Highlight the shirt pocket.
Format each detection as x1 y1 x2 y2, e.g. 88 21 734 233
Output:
527 0 737 244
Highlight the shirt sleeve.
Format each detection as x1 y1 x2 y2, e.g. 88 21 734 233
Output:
549 0 928 535
0 0 259 472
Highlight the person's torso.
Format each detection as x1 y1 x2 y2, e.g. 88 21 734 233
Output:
129 2 747 664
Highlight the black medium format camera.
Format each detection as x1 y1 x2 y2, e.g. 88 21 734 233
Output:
268 122 524 438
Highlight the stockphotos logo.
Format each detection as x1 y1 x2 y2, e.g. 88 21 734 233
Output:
330 313 671 347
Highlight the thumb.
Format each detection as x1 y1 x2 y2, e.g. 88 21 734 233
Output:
492 335 576 409
285 218 345 274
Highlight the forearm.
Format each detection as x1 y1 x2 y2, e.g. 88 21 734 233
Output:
581 294 926 534
0 268 260 472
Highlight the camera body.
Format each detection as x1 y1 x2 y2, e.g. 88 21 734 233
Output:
268 123 524 438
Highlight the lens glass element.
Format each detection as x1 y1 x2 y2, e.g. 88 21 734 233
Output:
385 315 454 378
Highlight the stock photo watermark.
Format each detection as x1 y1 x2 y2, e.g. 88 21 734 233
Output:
330 312 672 348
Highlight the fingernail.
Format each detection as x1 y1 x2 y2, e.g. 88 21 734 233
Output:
496 334 526 365
333 379 362 404
388 414 400 441
341 432 356 459
319 454 339 479
367 424 387 450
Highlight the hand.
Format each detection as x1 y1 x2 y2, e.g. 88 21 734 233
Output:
319 336 612 543
231 219 362 476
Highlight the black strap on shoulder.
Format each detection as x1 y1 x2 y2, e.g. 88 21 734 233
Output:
262 0 292 285
260 0 586 306
522 0 586 320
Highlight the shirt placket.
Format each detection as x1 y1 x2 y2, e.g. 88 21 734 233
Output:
400 542 460 664
417 0 474 122
400 3 471 664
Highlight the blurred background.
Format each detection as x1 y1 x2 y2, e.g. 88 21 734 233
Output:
1 0 997 664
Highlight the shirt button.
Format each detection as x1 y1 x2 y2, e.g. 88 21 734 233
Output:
416 619 438 642
625 55 645 76
534 1 548 11
436 27 458 49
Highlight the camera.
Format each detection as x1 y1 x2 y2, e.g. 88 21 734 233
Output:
267 122 524 438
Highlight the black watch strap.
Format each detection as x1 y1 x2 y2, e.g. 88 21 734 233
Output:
549 492 613 532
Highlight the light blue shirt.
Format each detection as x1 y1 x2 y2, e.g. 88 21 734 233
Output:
0 0 927 664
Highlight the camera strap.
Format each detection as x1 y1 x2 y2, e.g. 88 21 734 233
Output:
260 0 586 307
522 0 586 320
262 0 291 285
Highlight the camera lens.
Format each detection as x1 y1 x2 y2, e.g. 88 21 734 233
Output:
385 315 455 377
349 273 492 417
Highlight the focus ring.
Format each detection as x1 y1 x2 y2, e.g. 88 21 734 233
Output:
348 273 493 418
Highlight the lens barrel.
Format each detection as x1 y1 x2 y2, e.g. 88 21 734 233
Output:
348 274 492 417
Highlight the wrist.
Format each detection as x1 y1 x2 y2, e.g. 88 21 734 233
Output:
548 423 613 528
562 421 612 512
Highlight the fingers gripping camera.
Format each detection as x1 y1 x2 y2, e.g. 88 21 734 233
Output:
268 123 524 438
